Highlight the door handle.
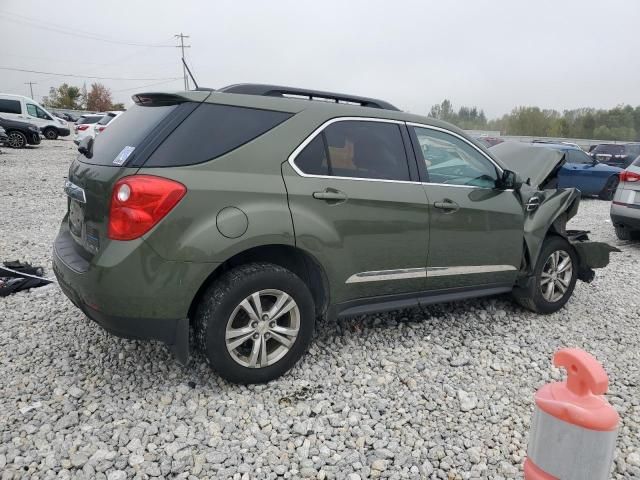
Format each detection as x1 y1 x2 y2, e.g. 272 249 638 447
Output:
433 199 459 212
312 189 347 202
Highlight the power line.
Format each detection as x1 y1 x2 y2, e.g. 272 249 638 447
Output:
0 66 181 82
175 33 191 90
0 11 174 48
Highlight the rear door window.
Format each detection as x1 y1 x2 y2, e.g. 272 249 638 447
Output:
293 120 411 181
81 104 178 166
144 103 292 167
0 99 21 114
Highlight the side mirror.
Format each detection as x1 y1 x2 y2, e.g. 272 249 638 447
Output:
78 136 93 159
496 169 522 190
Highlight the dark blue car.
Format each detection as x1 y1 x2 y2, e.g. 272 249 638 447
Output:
530 143 622 200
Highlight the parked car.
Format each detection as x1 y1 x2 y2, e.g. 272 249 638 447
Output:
53 84 617 384
52 111 79 122
475 136 503 147
0 94 70 139
0 116 41 148
517 143 623 200
610 156 640 240
590 143 640 168
93 111 123 137
73 114 104 145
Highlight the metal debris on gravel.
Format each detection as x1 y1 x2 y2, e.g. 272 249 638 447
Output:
1 140 639 479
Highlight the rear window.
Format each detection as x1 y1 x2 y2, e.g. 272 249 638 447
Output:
97 114 116 126
78 116 101 125
144 103 292 167
82 104 178 166
0 99 21 114
624 144 640 156
593 144 624 155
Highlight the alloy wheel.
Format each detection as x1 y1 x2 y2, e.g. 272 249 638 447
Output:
540 250 573 302
225 289 300 368
8 133 25 148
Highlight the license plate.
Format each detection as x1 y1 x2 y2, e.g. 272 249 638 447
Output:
69 200 84 238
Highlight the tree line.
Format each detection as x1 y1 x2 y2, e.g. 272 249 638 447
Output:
428 99 640 141
42 83 125 112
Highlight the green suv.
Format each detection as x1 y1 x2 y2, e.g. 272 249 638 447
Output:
53 84 616 383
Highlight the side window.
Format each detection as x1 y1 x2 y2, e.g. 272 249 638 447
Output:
36 106 52 120
0 99 21 114
295 135 329 176
412 127 498 188
26 104 38 117
566 149 593 164
146 103 293 167
294 120 410 181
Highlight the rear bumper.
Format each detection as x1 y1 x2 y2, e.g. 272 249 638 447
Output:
52 221 216 363
611 212 640 231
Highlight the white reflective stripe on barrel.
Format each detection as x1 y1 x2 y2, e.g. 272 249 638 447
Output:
528 408 618 480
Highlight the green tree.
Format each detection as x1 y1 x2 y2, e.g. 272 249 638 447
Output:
42 83 82 109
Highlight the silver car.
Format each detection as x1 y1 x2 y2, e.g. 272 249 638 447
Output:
611 156 640 240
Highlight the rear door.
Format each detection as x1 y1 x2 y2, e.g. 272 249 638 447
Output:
283 118 429 304
558 148 605 194
408 124 524 290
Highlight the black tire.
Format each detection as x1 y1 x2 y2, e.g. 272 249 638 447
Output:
194 262 315 384
614 225 632 241
512 236 578 314
6 131 27 148
599 175 619 200
43 128 58 140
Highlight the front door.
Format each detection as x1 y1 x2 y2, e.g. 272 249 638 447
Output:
408 125 524 290
283 118 430 304
25 103 52 130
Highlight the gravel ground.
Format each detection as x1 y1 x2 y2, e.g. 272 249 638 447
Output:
1 140 639 480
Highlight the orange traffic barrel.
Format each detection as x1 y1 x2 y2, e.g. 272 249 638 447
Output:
524 348 619 480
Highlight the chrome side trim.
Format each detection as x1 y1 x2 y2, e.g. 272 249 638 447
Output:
346 268 426 283
427 265 517 277
64 180 86 204
345 265 518 283
287 116 421 185
406 121 505 176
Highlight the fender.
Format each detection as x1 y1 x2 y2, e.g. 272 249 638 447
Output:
518 186 619 282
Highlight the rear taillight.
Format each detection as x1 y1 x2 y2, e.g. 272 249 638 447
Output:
108 175 186 241
77 125 89 131
620 170 640 183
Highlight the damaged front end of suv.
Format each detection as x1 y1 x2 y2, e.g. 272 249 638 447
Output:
491 142 619 296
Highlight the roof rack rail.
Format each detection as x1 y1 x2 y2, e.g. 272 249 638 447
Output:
218 83 399 111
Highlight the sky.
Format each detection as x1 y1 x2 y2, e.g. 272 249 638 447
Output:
1 0 639 118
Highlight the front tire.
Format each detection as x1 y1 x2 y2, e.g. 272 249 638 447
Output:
512 236 578 314
599 175 619 200
43 128 58 140
194 262 315 384
7 131 27 148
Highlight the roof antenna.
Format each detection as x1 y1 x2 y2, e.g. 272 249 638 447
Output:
181 58 199 90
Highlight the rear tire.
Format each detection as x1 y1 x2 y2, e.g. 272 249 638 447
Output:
194 262 315 384
512 236 578 314
599 175 619 200
614 225 633 241
7 131 27 148
43 128 58 140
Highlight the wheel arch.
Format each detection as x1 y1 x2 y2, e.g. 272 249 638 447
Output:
188 244 330 323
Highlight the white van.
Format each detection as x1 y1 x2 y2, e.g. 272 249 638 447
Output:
0 94 70 139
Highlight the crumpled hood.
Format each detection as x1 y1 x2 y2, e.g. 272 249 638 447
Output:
490 142 565 189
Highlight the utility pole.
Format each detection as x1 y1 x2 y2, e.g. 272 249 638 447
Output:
174 33 191 90
25 82 37 99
